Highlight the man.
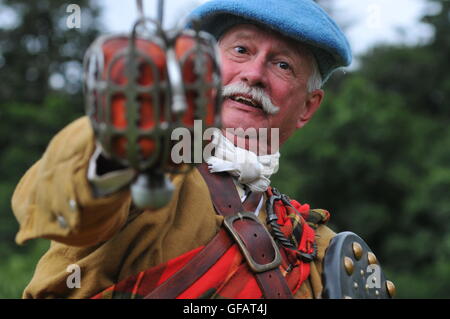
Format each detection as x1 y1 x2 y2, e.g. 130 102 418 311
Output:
12 0 352 298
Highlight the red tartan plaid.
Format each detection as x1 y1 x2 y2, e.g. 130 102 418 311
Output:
92 188 325 299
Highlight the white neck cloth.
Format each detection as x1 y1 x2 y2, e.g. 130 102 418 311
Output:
205 130 280 192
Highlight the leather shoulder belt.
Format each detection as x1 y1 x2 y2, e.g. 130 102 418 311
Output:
145 163 293 299
197 163 292 299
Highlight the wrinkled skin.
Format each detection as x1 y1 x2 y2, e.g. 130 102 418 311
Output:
218 24 324 154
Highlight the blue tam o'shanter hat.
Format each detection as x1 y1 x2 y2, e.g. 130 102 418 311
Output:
188 0 352 83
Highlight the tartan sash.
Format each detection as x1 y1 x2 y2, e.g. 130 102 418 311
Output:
91 186 325 299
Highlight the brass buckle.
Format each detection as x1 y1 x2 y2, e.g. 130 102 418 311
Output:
223 212 282 273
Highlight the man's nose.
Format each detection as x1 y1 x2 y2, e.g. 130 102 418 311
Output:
239 56 268 89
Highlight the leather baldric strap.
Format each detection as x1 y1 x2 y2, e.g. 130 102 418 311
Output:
196 163 293 299
144 228 233 299
145 163 293 299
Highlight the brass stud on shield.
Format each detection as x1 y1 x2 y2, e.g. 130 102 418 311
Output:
352 241 363 260
344 256 354 275
368 252 378 265
386 280 396 298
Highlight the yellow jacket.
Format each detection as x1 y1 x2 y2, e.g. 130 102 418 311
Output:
12 117 335 298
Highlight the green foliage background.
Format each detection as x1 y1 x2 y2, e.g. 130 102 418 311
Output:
0 0 100 298
0 0 449 298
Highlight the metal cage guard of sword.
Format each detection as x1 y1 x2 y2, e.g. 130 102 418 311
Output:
84 0 222 210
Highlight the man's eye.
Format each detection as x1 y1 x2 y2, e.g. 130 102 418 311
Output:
277 62 291 70
234 46 247 54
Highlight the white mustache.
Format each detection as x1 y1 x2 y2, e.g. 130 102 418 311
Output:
222 82 280 115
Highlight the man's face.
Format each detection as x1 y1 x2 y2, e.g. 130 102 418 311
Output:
218 24 324 153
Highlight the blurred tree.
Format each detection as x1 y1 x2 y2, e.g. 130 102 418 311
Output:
359 0 450 118
0 0 101 104
0 0 102 297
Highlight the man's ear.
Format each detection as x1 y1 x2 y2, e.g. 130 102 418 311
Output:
296 89 324 129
